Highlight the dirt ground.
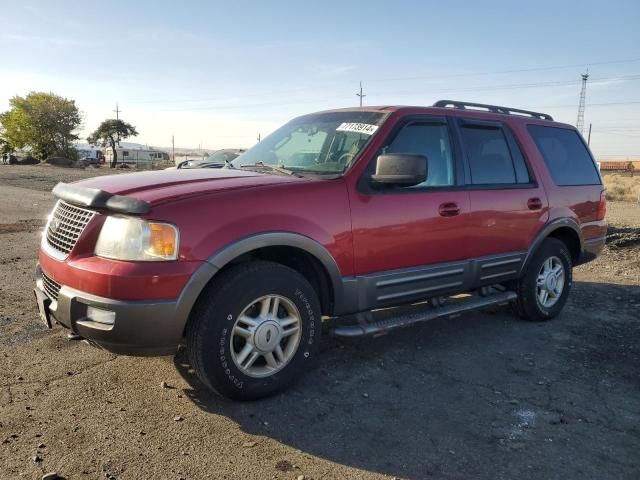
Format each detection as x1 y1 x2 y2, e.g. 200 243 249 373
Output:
1 165 639 480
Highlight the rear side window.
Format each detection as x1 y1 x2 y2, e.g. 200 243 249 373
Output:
460 125 529 185
527 125 601 186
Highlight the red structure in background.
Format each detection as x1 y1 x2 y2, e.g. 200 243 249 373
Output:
599 161 638 175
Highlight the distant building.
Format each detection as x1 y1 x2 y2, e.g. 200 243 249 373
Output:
103 143 170 165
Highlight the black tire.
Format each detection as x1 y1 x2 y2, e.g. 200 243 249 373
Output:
185 261 321 400
513 238 573 321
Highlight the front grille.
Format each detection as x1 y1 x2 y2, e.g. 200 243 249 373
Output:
45 201 95 257
42 272 61 301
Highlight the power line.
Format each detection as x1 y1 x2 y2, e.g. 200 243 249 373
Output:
366 57 640 84
142 74 638 109
540 101 640 108
125 57 640 106
145 74 640 113
592 127 640 131
595 131 640 138
152 94 640 114
368 74 640 98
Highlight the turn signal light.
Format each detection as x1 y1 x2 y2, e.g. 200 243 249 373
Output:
148 222 178 258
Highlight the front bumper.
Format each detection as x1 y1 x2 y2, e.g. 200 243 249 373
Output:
34 262 216 355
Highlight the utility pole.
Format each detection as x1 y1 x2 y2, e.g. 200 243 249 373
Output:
587 123 592 145
257 133 261 142
576 72 588 134
172 135 175 165
113 103 122 144
356 81 366 107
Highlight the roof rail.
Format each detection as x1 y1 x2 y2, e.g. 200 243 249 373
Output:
433 100 553 121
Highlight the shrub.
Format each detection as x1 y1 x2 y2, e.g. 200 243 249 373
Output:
603 174 640 202
45 156 75 167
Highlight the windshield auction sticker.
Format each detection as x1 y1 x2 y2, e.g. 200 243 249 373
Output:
336 123 379 135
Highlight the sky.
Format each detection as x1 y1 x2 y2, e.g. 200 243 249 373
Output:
1 0 639 158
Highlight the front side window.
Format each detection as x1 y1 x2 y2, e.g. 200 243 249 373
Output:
527 125 601 186
232 111 386 175
383 122 454 188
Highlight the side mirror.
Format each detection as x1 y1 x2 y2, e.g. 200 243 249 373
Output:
371 154 427 187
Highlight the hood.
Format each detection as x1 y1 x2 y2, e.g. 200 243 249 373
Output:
74 168 308 204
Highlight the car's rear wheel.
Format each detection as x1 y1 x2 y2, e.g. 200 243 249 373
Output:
186 261 321 400
512 238 573 321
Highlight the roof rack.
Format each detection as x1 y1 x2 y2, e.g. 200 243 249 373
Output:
433 100 553 121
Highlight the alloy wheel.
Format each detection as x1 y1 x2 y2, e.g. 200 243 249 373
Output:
536 256 565 308
230 295 302 378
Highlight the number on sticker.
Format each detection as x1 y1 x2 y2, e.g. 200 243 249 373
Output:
336 123 379 135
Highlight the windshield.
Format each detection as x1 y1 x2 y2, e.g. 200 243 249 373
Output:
231 111 386 175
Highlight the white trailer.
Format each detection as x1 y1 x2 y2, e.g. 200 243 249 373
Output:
104 147 170 166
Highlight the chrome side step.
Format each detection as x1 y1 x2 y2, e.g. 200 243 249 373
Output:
331 291 517 337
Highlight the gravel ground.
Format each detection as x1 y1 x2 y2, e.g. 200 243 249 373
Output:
0 165 639 480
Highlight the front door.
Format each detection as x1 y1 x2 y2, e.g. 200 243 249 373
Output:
349 116 471 308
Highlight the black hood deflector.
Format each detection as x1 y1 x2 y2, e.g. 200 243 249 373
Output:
52 182 151 215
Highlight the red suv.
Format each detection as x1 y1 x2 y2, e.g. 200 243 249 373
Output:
34 101 607 400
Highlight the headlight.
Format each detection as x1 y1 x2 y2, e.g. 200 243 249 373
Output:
95 216 179 261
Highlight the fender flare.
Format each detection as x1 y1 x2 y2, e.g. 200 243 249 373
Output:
206 232 343 281
174 232 347 331
521 218 584 272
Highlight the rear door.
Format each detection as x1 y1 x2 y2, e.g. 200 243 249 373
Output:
454 118 548 263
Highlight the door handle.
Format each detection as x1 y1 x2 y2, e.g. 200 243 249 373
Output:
439 202 460 217
527 197 543 210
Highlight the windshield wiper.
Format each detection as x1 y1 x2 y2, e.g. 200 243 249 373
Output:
238 162 301 177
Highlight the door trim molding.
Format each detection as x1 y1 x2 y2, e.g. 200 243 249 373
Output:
337 251 526 314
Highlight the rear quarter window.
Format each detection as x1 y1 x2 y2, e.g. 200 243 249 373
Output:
527 125 601 186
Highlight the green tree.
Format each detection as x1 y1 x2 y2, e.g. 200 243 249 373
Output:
87 119 138 168
0 91 81 161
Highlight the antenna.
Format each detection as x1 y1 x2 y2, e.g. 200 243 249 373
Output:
356 81 366 107
576 72 589 134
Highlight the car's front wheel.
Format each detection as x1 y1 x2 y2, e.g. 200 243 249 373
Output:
186 261 321 400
